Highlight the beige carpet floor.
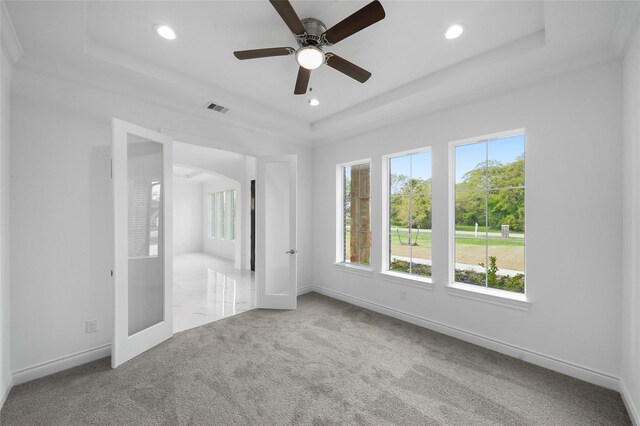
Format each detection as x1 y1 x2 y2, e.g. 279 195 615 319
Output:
0 292 631 425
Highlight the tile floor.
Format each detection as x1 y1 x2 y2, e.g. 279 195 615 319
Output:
173 253 256 333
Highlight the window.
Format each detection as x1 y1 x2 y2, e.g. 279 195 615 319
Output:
339 161 371 267
208 189 236 241
128 179 161 258
453 133 525 294
387 150 432 277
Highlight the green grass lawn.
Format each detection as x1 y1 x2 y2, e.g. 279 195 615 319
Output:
389 229 523 247
454 235 524 246
389 228 524 271
345 228 525 271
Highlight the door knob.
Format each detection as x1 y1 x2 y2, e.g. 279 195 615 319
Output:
285 249 297 254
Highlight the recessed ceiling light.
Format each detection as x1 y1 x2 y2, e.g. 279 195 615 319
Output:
309 98 320 107
445 24 464 40
296 46 324 70
154 24 176 40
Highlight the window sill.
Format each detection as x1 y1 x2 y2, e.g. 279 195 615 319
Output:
207 237 235 242
445 282 530 311
379 271 434 291
334 263 373 277
129 255 159 260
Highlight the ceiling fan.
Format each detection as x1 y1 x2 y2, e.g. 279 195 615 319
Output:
233 0 386 95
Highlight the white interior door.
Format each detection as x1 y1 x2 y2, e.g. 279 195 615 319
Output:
256 155 297 309
112 118 173 368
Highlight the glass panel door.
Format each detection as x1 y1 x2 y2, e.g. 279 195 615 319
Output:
112 119 173 368
127 138 164 336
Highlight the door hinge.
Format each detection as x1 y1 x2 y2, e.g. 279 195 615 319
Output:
110 159 113 179
110 269 113 277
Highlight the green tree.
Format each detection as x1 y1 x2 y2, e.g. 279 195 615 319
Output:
390 175 432 229
455 156 525 232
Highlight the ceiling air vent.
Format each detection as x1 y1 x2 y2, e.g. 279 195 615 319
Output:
205 102 230 114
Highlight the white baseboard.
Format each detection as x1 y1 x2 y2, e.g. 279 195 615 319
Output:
297 284 313 296
620 379 639 425
8 289 311 387
311 286 620 391
0 377 12 410
12 344 111 386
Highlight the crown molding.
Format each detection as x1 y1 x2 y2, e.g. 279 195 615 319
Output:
1 1 23 65
311 30 546 136
311 47 618 146
15 54 313 150
610 1 640 58
83 37 312 145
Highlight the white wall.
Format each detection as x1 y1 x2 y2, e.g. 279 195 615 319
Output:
173 142 248 269
173 181 203 255
0 37 12 407
202 179 240 263
8 65 313 380
622 26 640 424
172 142 246 185
312 61 623 389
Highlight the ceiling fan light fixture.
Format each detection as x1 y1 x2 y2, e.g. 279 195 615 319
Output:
154 24 176 40
445 24 464 40
296 46 324 70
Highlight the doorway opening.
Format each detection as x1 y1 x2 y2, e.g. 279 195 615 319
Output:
172 141 257 333
112 119 298 367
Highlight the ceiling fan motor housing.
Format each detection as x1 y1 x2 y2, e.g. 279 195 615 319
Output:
299 18 328 46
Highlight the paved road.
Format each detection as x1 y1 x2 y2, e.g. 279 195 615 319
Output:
454 230 524 239
390 228 524 239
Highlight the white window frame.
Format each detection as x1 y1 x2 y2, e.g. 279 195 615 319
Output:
208 189 236 241
207 193 216 239
381 147 433 286
226 189 236 241
448 128 530 308
335 158 372 272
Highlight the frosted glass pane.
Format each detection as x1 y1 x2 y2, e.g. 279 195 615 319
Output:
127 136 164 336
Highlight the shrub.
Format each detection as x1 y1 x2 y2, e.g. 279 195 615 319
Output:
390 259 431 277
505 274 525 293
454 269 486 286
456 256 525 294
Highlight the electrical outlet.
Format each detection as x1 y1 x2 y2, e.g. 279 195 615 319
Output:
86 320 98 334
400 290 407 301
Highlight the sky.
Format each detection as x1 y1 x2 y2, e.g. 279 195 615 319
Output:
455 134 525 183
390 150 432 181
388 134 525 184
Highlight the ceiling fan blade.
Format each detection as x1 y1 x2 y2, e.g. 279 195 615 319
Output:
322 0 385 45
294 67 311 95
325 53 371 83
233 47 294 60
269 0 306 36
